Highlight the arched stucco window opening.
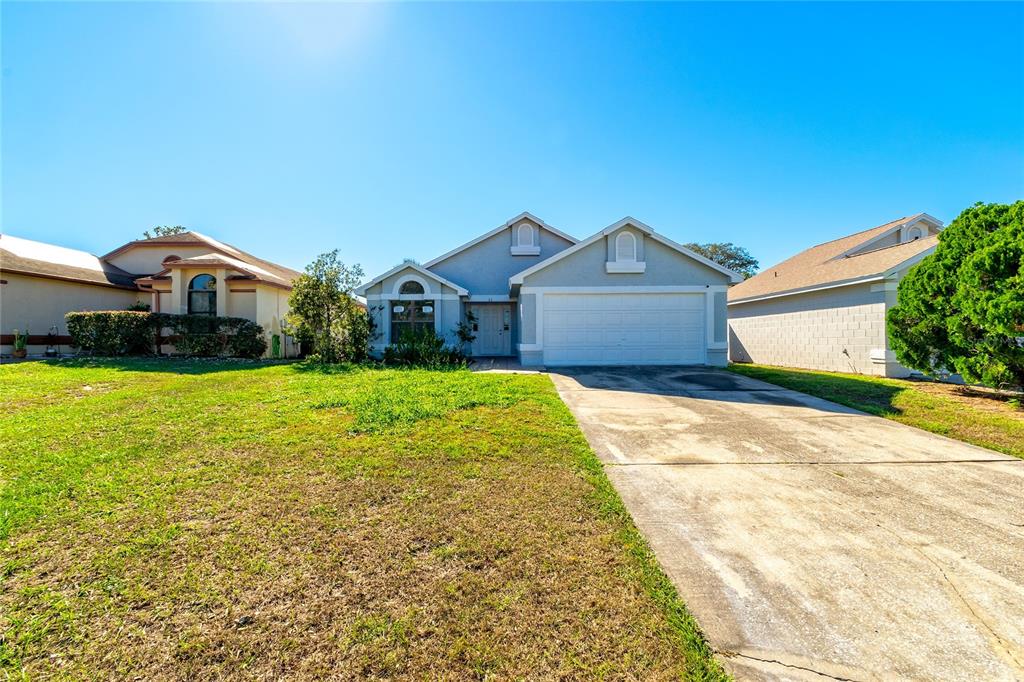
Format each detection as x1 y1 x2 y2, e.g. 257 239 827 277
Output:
399 280 425 295
615 232 637 262
188 274 217 315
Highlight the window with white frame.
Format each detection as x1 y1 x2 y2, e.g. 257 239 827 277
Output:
615 231 637 261
606 229 645 273
511 222 540 255
519 223 535 246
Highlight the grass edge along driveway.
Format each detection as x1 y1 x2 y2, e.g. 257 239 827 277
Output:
727 363 1024 460
0 359 727 680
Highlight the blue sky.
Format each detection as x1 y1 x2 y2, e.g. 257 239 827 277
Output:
3 2 1022 277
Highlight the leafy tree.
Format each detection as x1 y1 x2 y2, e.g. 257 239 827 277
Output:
684 242 759 279
285 251 370 363
143 225 187 239
888 201 1024 388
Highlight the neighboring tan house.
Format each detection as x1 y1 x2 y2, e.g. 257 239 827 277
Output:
357 212 742 367
728 213 944 377
1 231 301 357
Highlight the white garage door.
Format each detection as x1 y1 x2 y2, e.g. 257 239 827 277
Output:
542 293 706 366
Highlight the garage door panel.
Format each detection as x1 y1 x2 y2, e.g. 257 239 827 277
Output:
542 293 706 366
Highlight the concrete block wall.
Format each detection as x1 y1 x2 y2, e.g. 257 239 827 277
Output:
728 283 891 376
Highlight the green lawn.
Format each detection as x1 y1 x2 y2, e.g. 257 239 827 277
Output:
727 364 1024 459
0 359 724 680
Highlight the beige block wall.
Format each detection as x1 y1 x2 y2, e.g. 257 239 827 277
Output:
728 283 893 376
255 285 298 357
0 273 143 354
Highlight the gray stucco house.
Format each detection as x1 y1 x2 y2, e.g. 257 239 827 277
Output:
728 213 944 377
356 212 741 367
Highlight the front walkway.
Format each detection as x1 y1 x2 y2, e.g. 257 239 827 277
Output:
549 366 1024 681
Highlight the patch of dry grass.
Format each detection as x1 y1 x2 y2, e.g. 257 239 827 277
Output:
1 359 724 679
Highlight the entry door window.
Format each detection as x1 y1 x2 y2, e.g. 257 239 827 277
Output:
391 300 434 342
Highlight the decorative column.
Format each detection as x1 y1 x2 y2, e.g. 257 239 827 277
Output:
216 268 228 317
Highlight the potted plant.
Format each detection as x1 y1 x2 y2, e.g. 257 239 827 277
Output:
12 328 28 358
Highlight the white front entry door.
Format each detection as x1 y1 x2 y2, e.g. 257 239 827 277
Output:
469 304 512 356
542 293 706 366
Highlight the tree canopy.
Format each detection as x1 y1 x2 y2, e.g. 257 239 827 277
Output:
285 251 370 363
143 225 187 239
684 242 759 279
887 201 1023 388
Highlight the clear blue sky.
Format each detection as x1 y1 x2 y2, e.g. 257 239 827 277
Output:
3 2 1022 277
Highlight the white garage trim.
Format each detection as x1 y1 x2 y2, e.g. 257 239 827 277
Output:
538 291 708 366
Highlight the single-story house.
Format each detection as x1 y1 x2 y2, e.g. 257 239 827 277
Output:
357 212 742 367
1 231 302 357
727 213 944 377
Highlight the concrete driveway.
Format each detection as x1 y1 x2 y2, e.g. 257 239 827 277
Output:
549 366 1024 681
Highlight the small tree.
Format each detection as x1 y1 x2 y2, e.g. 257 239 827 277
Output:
888 201 1024 388
285 251 369 363
143 225 187 239
684 242 759 279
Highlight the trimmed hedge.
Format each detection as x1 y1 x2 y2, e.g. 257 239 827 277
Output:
66 311 268 359
65 311 153 356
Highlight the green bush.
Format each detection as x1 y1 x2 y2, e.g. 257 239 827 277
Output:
66 311 154 356
888 201 1024 388
382 329 467 369
67 311 267 359
154 313 268 359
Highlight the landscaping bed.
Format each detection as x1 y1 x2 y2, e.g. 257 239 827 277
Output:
0 359 723 679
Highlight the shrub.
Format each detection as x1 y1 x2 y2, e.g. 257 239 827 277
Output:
382 329 468 369
156 314 268 359
888 201 1024 388
66 311 154 356
67 311 267 359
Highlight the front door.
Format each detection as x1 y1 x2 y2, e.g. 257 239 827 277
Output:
469 304 512 356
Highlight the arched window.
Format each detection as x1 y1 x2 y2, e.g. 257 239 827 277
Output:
615 232 637 262
188 274 217 315
517 223 534 247
399 280 425 295
907 226 923 241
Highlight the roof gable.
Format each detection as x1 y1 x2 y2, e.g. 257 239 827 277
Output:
355 261 469 296
103 231 302 288
423 212 576 269
510 216 744 285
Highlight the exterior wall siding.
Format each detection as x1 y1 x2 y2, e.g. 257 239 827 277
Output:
0 273 142 354
521 236 732 288
427 221 574 295
728 283 893 376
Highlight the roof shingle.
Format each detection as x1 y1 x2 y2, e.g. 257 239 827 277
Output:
728 215 940 303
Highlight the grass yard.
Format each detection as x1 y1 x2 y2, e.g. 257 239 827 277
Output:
0 359 724 680
727 364 1024 459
